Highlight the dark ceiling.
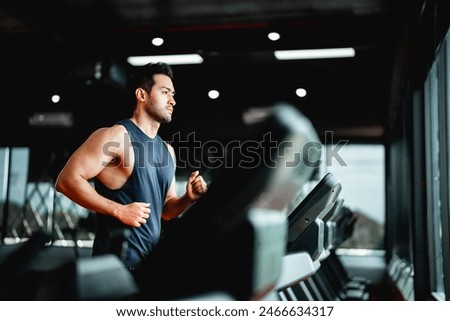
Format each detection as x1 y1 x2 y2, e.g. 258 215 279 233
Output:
0 0 413 148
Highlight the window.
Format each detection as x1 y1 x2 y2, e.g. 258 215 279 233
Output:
424 26 450 300
324 143 385 250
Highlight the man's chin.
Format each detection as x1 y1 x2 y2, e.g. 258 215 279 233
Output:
158 114 172 123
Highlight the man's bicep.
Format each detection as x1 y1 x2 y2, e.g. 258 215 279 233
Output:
67 130 119 180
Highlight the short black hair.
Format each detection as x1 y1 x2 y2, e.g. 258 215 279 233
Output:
129 62 174 93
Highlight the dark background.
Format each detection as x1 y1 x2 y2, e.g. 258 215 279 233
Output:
0 0 445 179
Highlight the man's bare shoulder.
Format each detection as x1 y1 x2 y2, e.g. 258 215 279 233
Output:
164 141 175 152
76 124 130 157
88 123 128 143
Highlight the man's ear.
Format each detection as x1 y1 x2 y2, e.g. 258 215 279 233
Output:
136 87 147 102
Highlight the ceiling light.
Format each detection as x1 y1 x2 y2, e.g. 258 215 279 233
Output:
296 88 307 97
274 47 355 60
151 37 164 46
208 90 220 99
127 54 203 66
51 94 61 103
268 32 280 41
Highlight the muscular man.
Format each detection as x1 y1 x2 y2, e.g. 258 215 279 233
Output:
55 62 207 269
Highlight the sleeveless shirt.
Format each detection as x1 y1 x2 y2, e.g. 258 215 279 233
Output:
93 119 175 268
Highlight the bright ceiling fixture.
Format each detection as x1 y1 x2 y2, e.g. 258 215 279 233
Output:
296 88 307 97
151 37 164 46
127 54 203 66
274 47 355 60
268 32 280 41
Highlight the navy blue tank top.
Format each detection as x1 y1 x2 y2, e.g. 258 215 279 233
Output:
93 119 175 268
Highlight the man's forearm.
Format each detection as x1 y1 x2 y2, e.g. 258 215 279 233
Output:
56 176 121 218
162 194 195 220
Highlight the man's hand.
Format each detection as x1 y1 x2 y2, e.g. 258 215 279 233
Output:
186 170 208 201
116 202 151 227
